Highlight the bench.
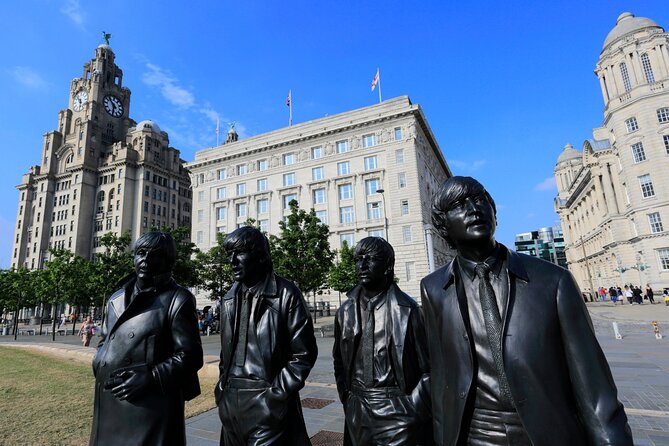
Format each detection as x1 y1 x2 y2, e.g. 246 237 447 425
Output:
45 328 67 336
18 328 35 336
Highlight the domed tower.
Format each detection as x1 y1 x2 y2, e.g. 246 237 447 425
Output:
554 144 582 199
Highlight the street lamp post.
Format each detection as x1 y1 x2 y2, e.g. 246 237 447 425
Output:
612 253 627 287
376 189 388 241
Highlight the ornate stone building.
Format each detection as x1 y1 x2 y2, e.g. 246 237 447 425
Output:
554 12 669 294
186 96 452 305
10 43 192 271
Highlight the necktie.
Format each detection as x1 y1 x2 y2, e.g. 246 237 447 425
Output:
235 290 252 367
475 263 514 407
362 298 375 386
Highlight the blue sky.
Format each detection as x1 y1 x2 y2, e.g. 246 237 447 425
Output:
1 0 668 268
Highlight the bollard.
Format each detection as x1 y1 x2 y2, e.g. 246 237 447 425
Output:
612 322 623 340
652 321 663 339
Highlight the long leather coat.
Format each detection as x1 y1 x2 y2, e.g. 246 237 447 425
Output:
420 247 633 446
215 273 317 446
333 282 432 445
90 274 203 446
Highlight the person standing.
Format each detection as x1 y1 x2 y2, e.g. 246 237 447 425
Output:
646 284 655 304
216 227 317 445
90 232 203 446
79 315 95 347
420 176 632 446
333 237 432 445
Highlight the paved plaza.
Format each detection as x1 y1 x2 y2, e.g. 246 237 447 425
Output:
2 301 669 445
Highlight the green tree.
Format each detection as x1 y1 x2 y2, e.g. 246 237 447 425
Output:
2 268 38 339
328 240 358 306
196 232 234 302
270 200 334 320
92 231 134 314
43 249 80 341
156 225 202 288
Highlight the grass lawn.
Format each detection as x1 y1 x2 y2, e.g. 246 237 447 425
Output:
0 346 217 445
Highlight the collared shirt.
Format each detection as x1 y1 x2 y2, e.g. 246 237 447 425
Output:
457 244 511 410
351 289 397 388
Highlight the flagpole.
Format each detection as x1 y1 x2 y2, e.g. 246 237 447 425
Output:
216 117 220 146
289 90 293 126
377 68 382 103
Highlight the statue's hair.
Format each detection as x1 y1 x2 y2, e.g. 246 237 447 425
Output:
223 226 273 272
354 236 395 280
432 176 497 248
133 231 177 268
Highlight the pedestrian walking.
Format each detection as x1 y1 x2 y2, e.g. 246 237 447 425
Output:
78 315 95 347
646 284 655 304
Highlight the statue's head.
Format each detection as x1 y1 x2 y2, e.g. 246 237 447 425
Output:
354 237 395 291
224 226 272 286
432 176 497 249
133 231 177 280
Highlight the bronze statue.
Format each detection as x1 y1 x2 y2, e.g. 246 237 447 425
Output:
333 237 432 445
90 232 203 446
216 227 317 445
420 176 632 445
101 31 112 45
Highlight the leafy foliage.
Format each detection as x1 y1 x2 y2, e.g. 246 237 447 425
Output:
328 240 358 295
196 232 233 301
156 225 202 287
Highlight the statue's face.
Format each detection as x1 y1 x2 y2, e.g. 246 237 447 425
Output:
134 246 171 280
354 251 389 290
228 247 263 286
442 193 496 247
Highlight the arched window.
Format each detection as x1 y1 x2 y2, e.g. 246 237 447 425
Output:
641 53 655 83
619 62 632 92
97 190 105 202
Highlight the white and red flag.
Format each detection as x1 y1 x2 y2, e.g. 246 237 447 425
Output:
371 69 379 91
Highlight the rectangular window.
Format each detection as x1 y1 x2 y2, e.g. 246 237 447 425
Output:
312 167 324 181
364 156 378 171
313 188 326 204
336 140 349 154
237 183 246 196
367 202 382 220
197 209 204 223
337 161 350 176
311 146 323 159
283 172 296 186
639 174 655 198
659 248 669 270
398 172 407 188
283 153 295 165
368 229 385 238
362 134 377 148
197 190 204 201
365 178 380 196
257 199 268 214
283 194 297 209
340 232 354 247
145 185 150 196
405 261 415 281
236 203 247 217
338 183 353 200
649 212 664 233
340 206 354 224
217 187 226 200
259 219 269 233
257 159 268 171
236 164 247 176
144 201 149 212
403 225 412 242
658 108 669 123
394 127 402 140
396 149 404 163
218 169 227 180
625 117 639 133
257 178 268 192
315 210 328 224
216 225 226 233
197 231 203 244
401 199 409 215
664 135 669 155
631 142 646 163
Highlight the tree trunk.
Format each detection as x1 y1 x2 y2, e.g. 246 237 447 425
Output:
71 305 78 336
39 301 45 335
13 299 20 340
51 304 57 342
312 291 317 323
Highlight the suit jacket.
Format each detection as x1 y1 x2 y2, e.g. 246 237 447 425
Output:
333 282 432 445
215 273 317 445
420 247 633 446
90 274 203 446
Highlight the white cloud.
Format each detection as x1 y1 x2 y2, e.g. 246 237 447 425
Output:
61 0 85 27
9 66 47 89
448 159 487 173
534 177 557 191
142 63 195 108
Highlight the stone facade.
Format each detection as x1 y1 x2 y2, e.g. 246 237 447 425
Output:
186 96 452 307
10 44 192 271
554 13 669 294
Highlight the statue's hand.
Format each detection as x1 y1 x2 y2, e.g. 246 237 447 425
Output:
105 366 154 401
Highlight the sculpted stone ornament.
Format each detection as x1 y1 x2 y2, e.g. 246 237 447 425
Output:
333 237 432 445
90 232 203 446
420 176 633 446
216 227 317 445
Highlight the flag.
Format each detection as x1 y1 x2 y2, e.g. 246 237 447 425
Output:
286 90 291 107
371 69 380 91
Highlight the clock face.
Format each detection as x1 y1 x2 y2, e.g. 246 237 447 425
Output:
73 90 88 112
103 95 124 117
